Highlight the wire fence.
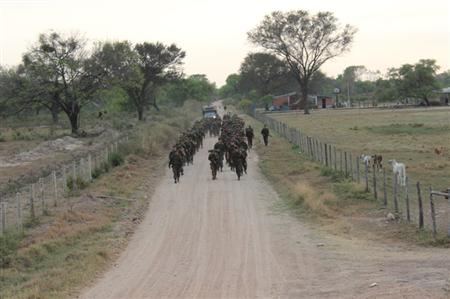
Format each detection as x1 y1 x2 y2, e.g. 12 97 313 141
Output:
253 110 450 238
0 135 130 235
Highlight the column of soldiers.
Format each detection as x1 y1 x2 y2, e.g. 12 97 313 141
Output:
168 119 212 183
208 114 250 181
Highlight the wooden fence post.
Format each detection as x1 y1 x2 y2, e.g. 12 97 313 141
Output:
0 201 6 235
356 157 360 183
349 153 353 180
429 186 437 239
417 182 424 229
405 177 410 222
72 161 77 191
393 174 399 214
30 184 35 220
88 154 93 182
344 151 348 176
372 164 378 199
329 145 332 169
53 170 58 207
383 169 387 206
16 193 22 230
62 166 67 194
39 177 45 214
334 147 337 171
340 151 343 173
364 162 369 192
324 143 328 167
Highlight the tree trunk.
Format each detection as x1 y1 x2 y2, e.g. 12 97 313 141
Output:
137 105 144 121
69 113 79 135
51 102 59 124
301 87 310 114
423 96 430 106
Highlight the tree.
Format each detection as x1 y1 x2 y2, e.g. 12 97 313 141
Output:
390 59 440 106
133 42 185 119
374 77 398 103
436 70 450 88
308 70 336 95
0 66 28 117
20 32 105 134
94 41 185 120
342 65 366 104
248 10 356 113
238 52 295 97
218 74 241 99
158 74 216 105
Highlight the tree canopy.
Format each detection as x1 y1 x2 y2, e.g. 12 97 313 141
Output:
248 10 356 113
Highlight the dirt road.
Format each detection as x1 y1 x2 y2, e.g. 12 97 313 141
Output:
81 135 450 298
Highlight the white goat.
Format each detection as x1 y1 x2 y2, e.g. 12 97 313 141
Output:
360 154 372 166
388 159 406 186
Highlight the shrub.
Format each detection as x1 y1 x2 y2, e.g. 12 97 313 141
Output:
109 152 124 167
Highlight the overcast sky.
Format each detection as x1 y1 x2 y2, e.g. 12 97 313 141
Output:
0 0 449 85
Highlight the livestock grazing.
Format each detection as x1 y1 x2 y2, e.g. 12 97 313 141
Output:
388 159 406 186
371 154 383 171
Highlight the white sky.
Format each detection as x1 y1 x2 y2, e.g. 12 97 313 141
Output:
0 0 449 85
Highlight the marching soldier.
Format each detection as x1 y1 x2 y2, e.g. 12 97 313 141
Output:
208 149 220 180
245 125 254 149
261 125 270 146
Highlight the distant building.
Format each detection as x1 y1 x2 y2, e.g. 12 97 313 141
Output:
272 92 335 110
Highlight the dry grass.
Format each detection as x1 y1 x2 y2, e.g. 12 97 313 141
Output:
272 107 450 188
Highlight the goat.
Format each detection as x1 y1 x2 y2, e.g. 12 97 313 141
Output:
371 154 383 171
360 154 372 167
388 159 406 186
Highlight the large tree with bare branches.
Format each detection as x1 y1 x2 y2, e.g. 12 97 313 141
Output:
248 10 356 113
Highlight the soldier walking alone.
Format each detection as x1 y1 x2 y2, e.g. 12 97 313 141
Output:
261 125 270 146
245 125 254 149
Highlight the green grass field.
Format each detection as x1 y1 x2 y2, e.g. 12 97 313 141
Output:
271 107 450 189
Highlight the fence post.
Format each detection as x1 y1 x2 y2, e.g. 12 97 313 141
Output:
344 151 348 176
88 154 93 182
53 170 58 207
30 184 35 220
383 169 387 206
349 153 353 180
329 145 332 169
0 201 6 235
356 157 360 183
372 164 378 199
429 186 437 239
339 151 343 173
62 166 67 195
393 174 399 214
334 147 337 171
324 143 328 167
39 177 45 214
405 177 410 222
364 162 369 192
417 182 424 229
72 161 77 191
16 193 22 230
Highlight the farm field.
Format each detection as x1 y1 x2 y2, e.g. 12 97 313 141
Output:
272 107 450 189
